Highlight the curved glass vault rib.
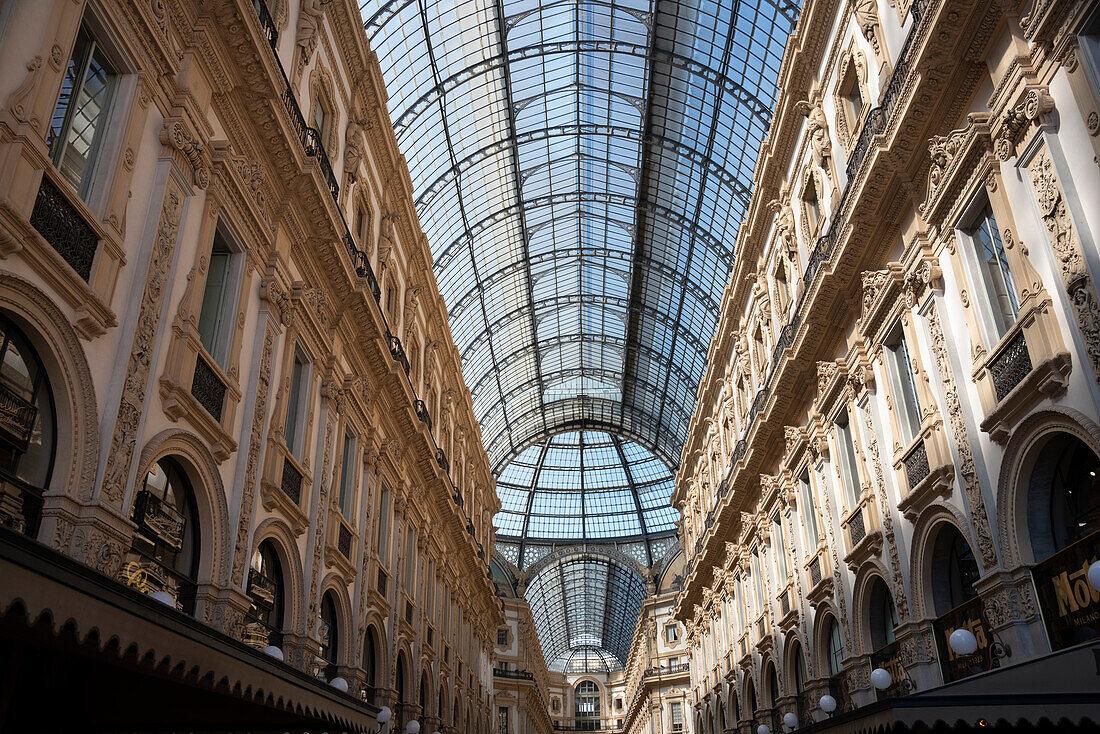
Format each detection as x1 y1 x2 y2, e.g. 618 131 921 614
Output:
494 429 678 542
360 0 797 470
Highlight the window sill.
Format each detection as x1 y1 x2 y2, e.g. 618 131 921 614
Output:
158 339 241 463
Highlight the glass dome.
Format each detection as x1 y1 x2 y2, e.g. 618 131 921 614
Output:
493 429 679 541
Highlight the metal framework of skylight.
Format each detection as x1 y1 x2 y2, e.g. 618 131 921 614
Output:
360 0 798 473
493 430 679 545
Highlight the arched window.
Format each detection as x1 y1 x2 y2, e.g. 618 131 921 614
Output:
825 616 844 675
0 314 56 537
395 653 407 705
868 577 898 651
930 524 979 617
319 591 340 677
419 673 428 719
246 540 285 647
1026 433 1100 561
791 641 808 693
364 626 379 691
574 680 600 730
766 662 780 707
132 457 200 614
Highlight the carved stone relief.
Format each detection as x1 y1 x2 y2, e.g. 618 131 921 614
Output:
101 187 185 505
924 302 999 570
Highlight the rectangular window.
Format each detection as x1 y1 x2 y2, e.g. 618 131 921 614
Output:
800 471 819 548
498 706 509 734
885 325 922 444
197 228 240 367
751 548 765 610
774 261 790 313
835 410 861 509
405 527 416 592
49 23 119 198
963 202 1018 340
497 628 508 646
1079 9 1100 111
666 623 679 643
283 349 309 459
355 205 368 245
773 513 789 581
670 701 683 731
313 101 326 139
338 429 356 517
376 484 390 559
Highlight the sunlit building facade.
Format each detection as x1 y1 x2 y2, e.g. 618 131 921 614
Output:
676 0 1100 731
0 0 500 730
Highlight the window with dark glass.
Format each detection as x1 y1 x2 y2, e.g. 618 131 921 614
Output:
247 540 285 647
826 616 845 675
197 227 241 368
497 628 508 646
48 23 119 197
338 428 356 517
774 260 790 314
498 706 508 734
931 525 980 616
835 410 861 509
840 63 864 127
963 202 1018 340
0 314 56 536
284 348 309 459
319 591 339 674
885 324 922 444
869 577 898 650
376 483 390 559
132 458 199 614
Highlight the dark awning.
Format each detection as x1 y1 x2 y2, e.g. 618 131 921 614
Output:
0 527 379 733
793 640 1100 734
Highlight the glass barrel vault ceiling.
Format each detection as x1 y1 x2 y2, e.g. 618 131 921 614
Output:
360 0 799 473
495 429 678 541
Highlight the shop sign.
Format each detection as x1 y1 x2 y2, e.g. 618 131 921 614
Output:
932 596 993 682
869 640 908 699
1031 531 1100 652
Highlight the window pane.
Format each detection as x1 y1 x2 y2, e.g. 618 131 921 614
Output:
285 353 306 456
52 26 117 195
970 204 1018 338
339 430 355 516
800 472 819 547
888 331 922 443
836 412 860 508
197 233 233 363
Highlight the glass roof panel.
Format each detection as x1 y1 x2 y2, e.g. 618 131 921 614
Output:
361 0 797 472
491 429 675 542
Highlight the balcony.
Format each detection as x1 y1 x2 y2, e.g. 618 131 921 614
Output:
804 544 834 608
435 448 449 472
415 400 432 432
842 491 882 571
28 174 99 283
132 488 186 552
974 294 1071 444
895 416 955 522
494 668 534 680
0 381 37 452
280 458 303 505
190 353 227 422
248 0 380 300
388 334 409 375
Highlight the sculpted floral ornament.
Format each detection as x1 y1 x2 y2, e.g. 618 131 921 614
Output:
995 87 1054 161
160 121 209 189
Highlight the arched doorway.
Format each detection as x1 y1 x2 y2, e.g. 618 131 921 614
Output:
574 680 600 730
1024 432 1100 651
130 457 200 614
319 591 340 680
395 652 408 727
819 614 847 712
867 577 902 697
790 640 808 723
928 523 987 682
245 540 286 647
0 313 56 537
363 625 381 700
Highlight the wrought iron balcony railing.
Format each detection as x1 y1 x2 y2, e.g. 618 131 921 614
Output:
29 175 99 282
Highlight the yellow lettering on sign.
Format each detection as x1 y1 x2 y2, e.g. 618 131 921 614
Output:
121 561 152 594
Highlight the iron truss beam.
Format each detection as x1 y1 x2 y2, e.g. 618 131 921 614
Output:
486 396 682 473
416 123 751 221
369 40 774 136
